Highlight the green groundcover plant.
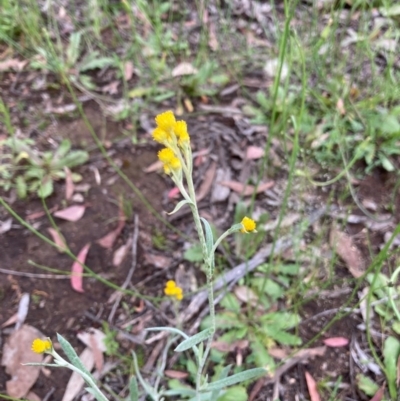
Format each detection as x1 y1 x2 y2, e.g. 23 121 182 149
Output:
27 111 267 401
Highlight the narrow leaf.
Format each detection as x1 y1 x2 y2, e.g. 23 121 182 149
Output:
175 328 213 352
201 217 214 255
129 376 139 401
210 365 231 401
204 368 266 392
168 199 193 215
57 333 92 376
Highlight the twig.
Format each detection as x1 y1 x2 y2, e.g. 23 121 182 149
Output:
84 311 144 345
0 268 69 279
108 215 139 324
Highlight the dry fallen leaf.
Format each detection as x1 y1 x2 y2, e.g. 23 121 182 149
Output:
47 228 68 253
144 253 172 269
172 62 198 77
196 162 217 202
234 285 259 306
143 160 163 173
246 146 265 160
305 371 321 401
61 347 94 401
370 384 385 401
330 228 364 278
77 328 106 372
219 180 275 196
211 168 231 203
26 391 41 401
123 61 134 81
71 243 91 293
113 236 133 267
1 325 44 398
323 337 349 347
0 218 12 235
64 167 74 201
164 370 189 379
97 206 126 249
54 205 86 222
0 58 28 72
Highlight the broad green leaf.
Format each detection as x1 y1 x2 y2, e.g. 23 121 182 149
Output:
168 200 193 215
203 368 266 392
175 328 213 352
379 154 395 172
129 376 139 401
37 177 53 198
79 74 96 90
67 32 82 65
217 386 247 401
79 57 114 72
57 150 89 169
356 374 379 397
16 176 27 198
184 243 203 263
54 139 72 159
250 339 275 368
57 333 92 376
220 293 241 313
383 336 400 389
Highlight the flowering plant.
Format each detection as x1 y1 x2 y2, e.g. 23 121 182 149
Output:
28 111 264 401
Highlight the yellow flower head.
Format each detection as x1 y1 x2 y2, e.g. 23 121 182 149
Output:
164 280 183 301
174 121 190 146
152 127 169 144
158 148 181 174
155 111 176 132
240 216 257 233
153 111 191 148
32 338 52 354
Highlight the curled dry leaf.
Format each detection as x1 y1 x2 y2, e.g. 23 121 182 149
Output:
97 206 126 249
219 180 275 196
54 205 86 222
47 227 68 253
1 325 44 398
71 243 91 293
330 228 364 278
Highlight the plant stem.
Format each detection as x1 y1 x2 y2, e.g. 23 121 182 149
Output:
185 170 216 399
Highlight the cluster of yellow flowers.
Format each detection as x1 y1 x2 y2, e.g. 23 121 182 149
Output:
152 111 256 303
153 111 190 175
164 280 183 301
